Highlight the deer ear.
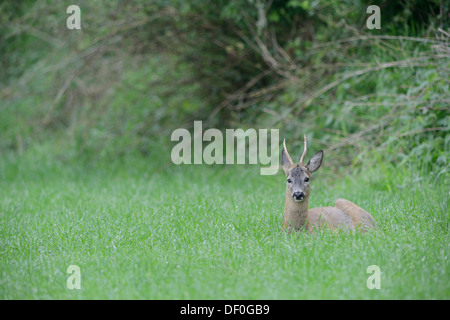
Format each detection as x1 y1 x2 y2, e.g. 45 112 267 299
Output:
281 149 292 175
306 150 323 173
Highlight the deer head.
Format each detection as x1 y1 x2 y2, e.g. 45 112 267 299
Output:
282 135 323 203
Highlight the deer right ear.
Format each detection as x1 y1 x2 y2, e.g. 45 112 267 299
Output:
305 150 323 173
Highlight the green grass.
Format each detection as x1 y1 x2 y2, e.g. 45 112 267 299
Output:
0 153 448 299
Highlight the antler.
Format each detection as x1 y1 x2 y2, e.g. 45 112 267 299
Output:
299 134 307 166
283 139 294 167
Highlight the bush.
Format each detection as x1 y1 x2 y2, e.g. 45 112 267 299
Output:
0 0 448 175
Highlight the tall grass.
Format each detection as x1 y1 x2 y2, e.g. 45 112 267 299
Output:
0 152 448 299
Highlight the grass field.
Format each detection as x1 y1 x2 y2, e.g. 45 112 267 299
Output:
0 152 448 299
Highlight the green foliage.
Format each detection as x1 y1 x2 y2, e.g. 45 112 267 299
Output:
0 0 448 174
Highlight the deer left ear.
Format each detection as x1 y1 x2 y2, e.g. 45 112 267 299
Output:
306 150 323 173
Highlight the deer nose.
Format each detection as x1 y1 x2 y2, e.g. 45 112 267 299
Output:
293 192 305 201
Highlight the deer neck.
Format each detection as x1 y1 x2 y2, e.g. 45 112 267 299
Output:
282 188 309 232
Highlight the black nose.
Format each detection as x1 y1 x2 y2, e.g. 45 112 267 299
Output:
293 192 305 200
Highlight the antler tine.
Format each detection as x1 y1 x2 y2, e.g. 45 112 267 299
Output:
283 139 294 166
299 134 307 166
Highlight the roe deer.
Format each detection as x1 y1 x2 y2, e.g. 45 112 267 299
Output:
281 135 377 233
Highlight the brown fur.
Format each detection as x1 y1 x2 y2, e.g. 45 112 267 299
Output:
281 138 377 233
282 179 377 233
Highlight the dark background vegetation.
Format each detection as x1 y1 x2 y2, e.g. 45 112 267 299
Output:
1 0 449 174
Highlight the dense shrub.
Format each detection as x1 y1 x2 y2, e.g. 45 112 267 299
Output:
0 0 448 174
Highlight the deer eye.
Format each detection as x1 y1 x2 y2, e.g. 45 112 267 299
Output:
287 179 292 183
304 178 309 182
